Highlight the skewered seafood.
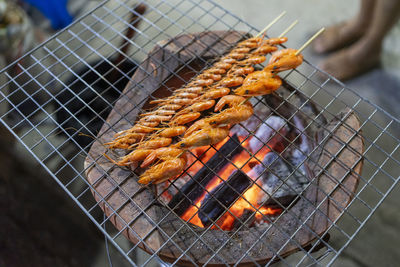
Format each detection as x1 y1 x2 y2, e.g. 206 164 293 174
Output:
138 156 187 184
207 95 254 126
170 112 201 125
158 126 187 138
140 147 185 168
176 100 215 115
174 124 230 148
265 48 304 73
106 33 308 185
234 71 282 96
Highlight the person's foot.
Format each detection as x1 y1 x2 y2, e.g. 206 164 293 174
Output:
318 38 381 81
313 19 368 54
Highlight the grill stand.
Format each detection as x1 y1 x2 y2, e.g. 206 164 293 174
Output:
85 31 364 266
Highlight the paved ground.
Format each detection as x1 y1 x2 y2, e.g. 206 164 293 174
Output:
5 0 399 266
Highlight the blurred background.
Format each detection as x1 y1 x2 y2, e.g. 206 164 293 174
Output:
0 0 399 266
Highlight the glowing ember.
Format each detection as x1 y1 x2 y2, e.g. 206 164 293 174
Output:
180 132 283 230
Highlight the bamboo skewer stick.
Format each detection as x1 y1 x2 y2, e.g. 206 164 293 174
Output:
255 11 286 37
295 28 325 55
279 20 298 38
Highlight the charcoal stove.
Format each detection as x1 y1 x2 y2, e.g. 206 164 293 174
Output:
85 30 363 266
0 0 399 266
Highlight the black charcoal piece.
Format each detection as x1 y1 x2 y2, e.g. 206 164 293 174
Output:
168 134 243 215
198 169 251 227
258 152 309 208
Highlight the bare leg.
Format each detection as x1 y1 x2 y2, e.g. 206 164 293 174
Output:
320 0 400 80
313 0 375 54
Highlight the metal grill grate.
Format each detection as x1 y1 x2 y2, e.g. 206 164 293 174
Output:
1 0 400 266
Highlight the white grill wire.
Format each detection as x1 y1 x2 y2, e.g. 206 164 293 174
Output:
0 0 399 266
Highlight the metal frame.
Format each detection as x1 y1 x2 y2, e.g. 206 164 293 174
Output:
0 0 399 266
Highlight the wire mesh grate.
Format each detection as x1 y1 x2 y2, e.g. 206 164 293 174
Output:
1 0 400 266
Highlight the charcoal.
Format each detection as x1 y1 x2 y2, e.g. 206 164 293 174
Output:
249 116 289 153
168 134 243 215
198 169 251 227
257 152 309 208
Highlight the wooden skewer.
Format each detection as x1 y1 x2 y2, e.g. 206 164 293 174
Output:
278 20 298 38
295 27 325 55
255 11 286 37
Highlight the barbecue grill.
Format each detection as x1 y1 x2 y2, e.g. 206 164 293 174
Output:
1 0 399 266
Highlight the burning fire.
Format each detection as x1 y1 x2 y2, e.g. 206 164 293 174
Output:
180 135 282 231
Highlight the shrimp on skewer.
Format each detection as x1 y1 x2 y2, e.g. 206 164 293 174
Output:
158 126 187 138
112 149 153 166
197 88 230 100
176 100 215 115
105 132 147 149
138 156 187 184
218 76 244 87
174 125 230 148
140 109 176 116
170 112 201 125
135 137 172 149
175 86 204 94
114 124 155 138
140 147 185 168
264 48 303 73
207 95 254 126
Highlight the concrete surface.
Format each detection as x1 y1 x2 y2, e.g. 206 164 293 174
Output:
4 0 400 266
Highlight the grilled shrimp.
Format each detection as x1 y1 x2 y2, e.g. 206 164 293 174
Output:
136 137 172 149
138 156 187 184
139 115 172 123
114 149 153 166
175 86 203 94
214 95 249 112
159 104 182 111
174 125 230 148
197 73 222 81
138 121 160 127
241 55 266 65
228 52 246 60
252 45 278 55
242 70 273 84
158 126 186 137
220 57 237 64
207 96 254 126
105 132 146 149
114 124 155 138
198 88 230 100
140 109 175 116
237 39 262 48
141 147 185 168
165 98 193 106
177 100 215 115
188 79 214 87
264 48 303 73
218 76 243 87
213 62 232 70
184 118 210 137
234 74 282 96
231 47 251 54
228 66 254 76
262 37 288 45
170 112 201 125
174 92 199 99
205 67 226 74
